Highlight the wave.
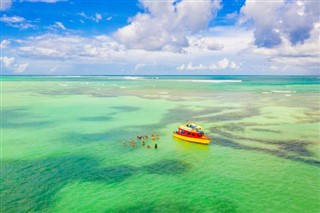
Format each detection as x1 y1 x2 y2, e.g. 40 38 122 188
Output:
122 76 146 80
170 79 242 83
271 90 296 93
58 83 69 87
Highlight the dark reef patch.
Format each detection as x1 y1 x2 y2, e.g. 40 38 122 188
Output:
2 107 53 129
110 197 237 213
215 135 320 167
111 202 198 213
79 116 113 122
64 132 113 143
143 159 190 175
251 128 282 133
1 156 191 213
111 106 140 112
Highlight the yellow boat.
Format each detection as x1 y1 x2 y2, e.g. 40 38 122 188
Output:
173 124 211 145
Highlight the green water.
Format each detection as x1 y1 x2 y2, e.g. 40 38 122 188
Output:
1 76 320 212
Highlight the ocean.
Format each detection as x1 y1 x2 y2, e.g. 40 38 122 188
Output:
1 75 320 212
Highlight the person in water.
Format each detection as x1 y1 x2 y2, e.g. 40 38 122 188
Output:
155 144 158 149
142 141 145 146
147 145 150 149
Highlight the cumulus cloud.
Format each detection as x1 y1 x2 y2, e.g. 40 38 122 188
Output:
177 58 240 71
240 0 320 48
188 36 223 51
114 0 222 52
0 56 29 73
249 20 320 70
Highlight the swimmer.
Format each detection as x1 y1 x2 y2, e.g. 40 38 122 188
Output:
147 145 150 149
151 134 155 140
142 141 145 146
155 144 158 149
131 142 135 147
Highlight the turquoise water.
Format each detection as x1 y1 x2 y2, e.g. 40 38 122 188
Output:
1 75 320 212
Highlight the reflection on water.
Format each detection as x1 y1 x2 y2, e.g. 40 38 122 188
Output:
173 137 210 152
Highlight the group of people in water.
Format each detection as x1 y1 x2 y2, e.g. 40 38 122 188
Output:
124 134 160 149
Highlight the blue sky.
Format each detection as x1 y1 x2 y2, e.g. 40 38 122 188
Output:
1 0 319 75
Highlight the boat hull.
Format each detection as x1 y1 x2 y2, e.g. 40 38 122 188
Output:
173 132 210 145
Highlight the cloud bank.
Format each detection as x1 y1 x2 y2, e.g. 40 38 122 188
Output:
240 0 320 48
114 0 221 52
1 0 319 75
0 56 29 73
177 58 240 71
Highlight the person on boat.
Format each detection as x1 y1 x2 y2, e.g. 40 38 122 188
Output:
155 144 158 149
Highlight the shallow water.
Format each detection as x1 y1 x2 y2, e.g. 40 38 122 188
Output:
1 75 320 212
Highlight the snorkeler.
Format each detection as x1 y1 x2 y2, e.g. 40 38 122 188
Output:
151 134 155 140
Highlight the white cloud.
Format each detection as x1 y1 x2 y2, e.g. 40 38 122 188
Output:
240 0 320 47
95 13 102 23
0 15 25 23
134 63 146 70
177 58 240 71
114 0 222 52
0 15 36 29
1 0 65 10
46 22 67 31
0 40 10 48
16 34 125 61
0 0 12 10
22 0 66 2
55 21 66 30
188 36 223 51
249 21 320 70
79 12 104 23
106 16 112 21
0 56 29 73
1 56 15 67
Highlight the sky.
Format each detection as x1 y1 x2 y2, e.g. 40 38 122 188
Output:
0 0 319 75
